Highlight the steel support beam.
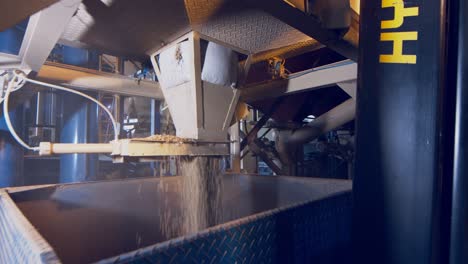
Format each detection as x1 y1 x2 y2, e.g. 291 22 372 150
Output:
337 80 356 98
242 0 358 61
18 0 81 73
239 100 284 175
189 32 204 129
229 123 241 173
241 61 357 103
240 99 283 151
0 53 21 70
223 55 252 130
248 139 283 175
250 40 324 65
150 99 161 134
354 0 453 262
450 0 468 262
36 62 163 99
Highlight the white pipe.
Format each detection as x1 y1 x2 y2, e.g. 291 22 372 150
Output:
0 70 120 153
13 71 120 141
38 142 113 155
2 75 38 150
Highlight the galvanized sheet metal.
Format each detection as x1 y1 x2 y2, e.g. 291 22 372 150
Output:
101 192 352 264
0 190 60 264
185 0 312 53
9 175 351 263
60 0 312 57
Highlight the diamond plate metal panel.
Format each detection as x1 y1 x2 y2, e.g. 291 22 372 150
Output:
251 39 323 63
185 0 313 53
59 0 314 56
0 191 60 264
100 191 352 264
61 4 94 44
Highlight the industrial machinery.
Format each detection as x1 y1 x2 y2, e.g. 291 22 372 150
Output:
0 0 468 264
2 0 466 263
0 0 358 171
0 174 352 263
0 1 359 263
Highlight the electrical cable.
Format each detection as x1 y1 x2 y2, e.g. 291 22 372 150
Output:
0 71 25 104
12 71 120 141
0 70 120 152
2 75 39 151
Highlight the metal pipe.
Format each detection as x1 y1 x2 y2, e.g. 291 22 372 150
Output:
42 143 113 154
230 122 241 173
60 93 99 183
289 99 355 145
35 91 44 126
278 99 355 148
150 99 161 135
276 99 355 173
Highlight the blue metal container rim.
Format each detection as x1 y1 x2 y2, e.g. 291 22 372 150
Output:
98 189 352 264
2 175 352 263
0 189 60 263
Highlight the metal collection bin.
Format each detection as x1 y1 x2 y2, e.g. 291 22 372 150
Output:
0 174 352 263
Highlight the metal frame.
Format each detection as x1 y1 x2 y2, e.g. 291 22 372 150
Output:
239 99 284 175
197 32 250 56
190 32 204 129
116 139 229 158
222 54 253 130
0 53 21 70
337 80 357 98
38 140 229 161
241 61 357 103
229 122 241 173
18 0 82 73
243 0 358 61
240 105 278 151
37 62 163 99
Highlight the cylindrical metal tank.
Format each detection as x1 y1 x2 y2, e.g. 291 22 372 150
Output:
0 106 24 187
60 93 100 183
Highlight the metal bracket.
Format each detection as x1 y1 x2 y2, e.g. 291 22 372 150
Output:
222 54 253 130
